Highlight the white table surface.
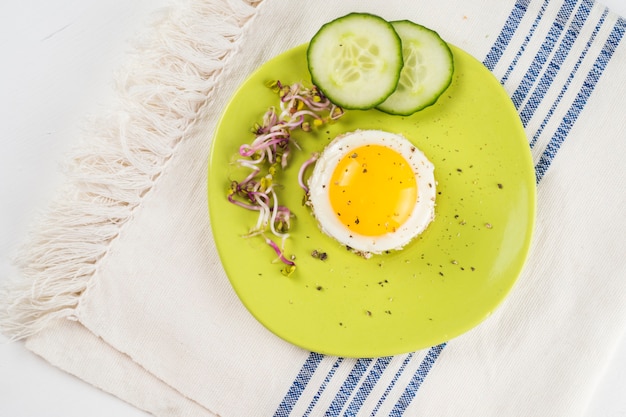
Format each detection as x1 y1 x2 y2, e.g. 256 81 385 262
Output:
1 1 624 416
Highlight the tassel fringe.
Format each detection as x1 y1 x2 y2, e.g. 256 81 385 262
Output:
0 0 263 340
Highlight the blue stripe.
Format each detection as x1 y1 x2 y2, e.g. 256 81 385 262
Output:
369 353 413 416
519 0 594 126
529 8 608 148
536 16 626 182
342 356 393 416
303 358 344 417
274 352 324 417
483 0 531 71
324 358 373 416
500 0 551 84
389 343 447 416
511 0 580 109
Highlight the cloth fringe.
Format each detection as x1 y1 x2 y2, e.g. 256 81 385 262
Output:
0 0 263 341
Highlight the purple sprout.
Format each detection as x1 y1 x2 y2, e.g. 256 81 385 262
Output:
298 153 319 194
227 81 344 268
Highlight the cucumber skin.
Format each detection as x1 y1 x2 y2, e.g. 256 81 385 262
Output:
376 20 454 116
306 13 403 110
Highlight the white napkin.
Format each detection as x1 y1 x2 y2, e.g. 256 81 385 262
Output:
2 0 625 416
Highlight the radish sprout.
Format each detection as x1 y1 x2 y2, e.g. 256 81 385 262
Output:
298 153 319 194
227 80 344 273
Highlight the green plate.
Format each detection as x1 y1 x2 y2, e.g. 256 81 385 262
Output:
208 44 535 358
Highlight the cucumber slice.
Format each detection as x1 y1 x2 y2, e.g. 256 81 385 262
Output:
307 13 403 110
376 20 454 116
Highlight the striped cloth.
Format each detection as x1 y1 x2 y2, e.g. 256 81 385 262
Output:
2 0 624 416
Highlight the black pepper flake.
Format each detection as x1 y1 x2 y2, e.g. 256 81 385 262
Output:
385 310 392 315
457 168 463 173
366 310 372 317
311 250 328 261
316 285 323 291
471 267 476 271
497 183 503 189
355 217 360 225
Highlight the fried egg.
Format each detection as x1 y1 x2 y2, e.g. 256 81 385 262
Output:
307 129 436 255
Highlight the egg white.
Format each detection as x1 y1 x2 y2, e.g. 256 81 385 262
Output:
307 129 436 255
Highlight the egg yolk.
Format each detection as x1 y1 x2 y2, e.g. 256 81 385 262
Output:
328 144 418 237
